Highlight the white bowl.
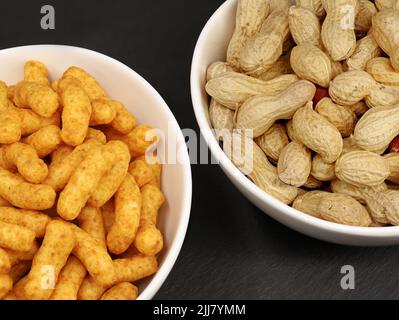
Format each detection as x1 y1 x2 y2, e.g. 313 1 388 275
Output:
191 0 399 246
0 45 192 299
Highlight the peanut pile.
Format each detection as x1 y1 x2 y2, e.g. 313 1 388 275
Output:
206 0 399 227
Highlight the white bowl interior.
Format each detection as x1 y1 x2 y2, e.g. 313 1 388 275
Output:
0 45 192 299
191 0 399 246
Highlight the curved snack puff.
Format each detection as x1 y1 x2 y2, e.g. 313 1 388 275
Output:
10 107 61 137
0 248 11 274
57 143 116 220
86 128 107 144
0 169 56 210
63 67 107 100
13 81 59 118
50 145 73 164
5 241 40 266
60 77 92 146
101 200 115 235
137 154 162 188
101 282 138 300
128 159 154 187
25 125 62 158
78 255 157 300
0 207 51 238
107 174 141 255
77 206 107 249
71 225 115 287
24 61 50 86
0 109 22 144
135 185 165 256
24 220 75 300
113 254 158 283
4 143 48 184
78 276 108 300
89 141 131 208
45 139 101 191
50 256 87 300
5 276 29 300
0 221 35 252
110 100 136 134
90 98 117 126
0 274 13 299
105 125 158 158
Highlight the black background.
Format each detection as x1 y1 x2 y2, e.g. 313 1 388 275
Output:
2 0 399 300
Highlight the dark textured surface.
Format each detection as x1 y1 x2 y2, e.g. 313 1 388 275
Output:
2 0 399 300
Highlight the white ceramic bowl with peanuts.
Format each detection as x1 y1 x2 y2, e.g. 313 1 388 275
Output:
0 45 192 299
191 0 399 246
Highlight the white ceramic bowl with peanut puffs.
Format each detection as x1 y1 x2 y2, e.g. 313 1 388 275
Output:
191 0 399 246
0 45 192 300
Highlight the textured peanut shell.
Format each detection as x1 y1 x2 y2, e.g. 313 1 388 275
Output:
257 55 293 81
293 102 343 163
315 98 357 137
303 175 323 189
367 57 399 86
296 0 325 17
342 136 364 155
380 190 399 225
329 70 376 106
372 10 399 71
365 84 399 108
321 0 358 61
384 153 399 184
278 141 312 187
288 6 321 46
354 104 399 153
348 101 369 117
206 72 298 110
293 191 327 218
206 62 235 82
311 154 336 182
240 10 290 76
236 80 316 137
209 99 234 140
255 123 289 162
346 35 382 71
355 0 377 35
291 44 332 87
224 132 298 204
335 151 390 187
270 0 292 12
331 179 389 224
375 0 396 10
226 0 271 69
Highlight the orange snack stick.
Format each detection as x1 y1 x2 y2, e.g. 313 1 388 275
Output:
101 199 115 235
57 143 115 220
50 145 73 164
110 100 136 134
107 174 141 255
44 139 101 192
86 128 107 144
13 81 59 118
0 274 13 299
77 206 107 249
135 185 165 256
24 221 75 300
4 143 48 184
25 125 62 158
63 67 107 100
0 168 56 210
71 225 115 287
89 141 131 208
5 241 40 266
0 248 11 274
0 221 35 252
59 77 92 146
128 159 154 187
24 61 50 86
101 282 138 300
50 256 87 300
90 98 117 126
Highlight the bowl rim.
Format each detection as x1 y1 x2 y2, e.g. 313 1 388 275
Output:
190 0 399 239
0 44 193 299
